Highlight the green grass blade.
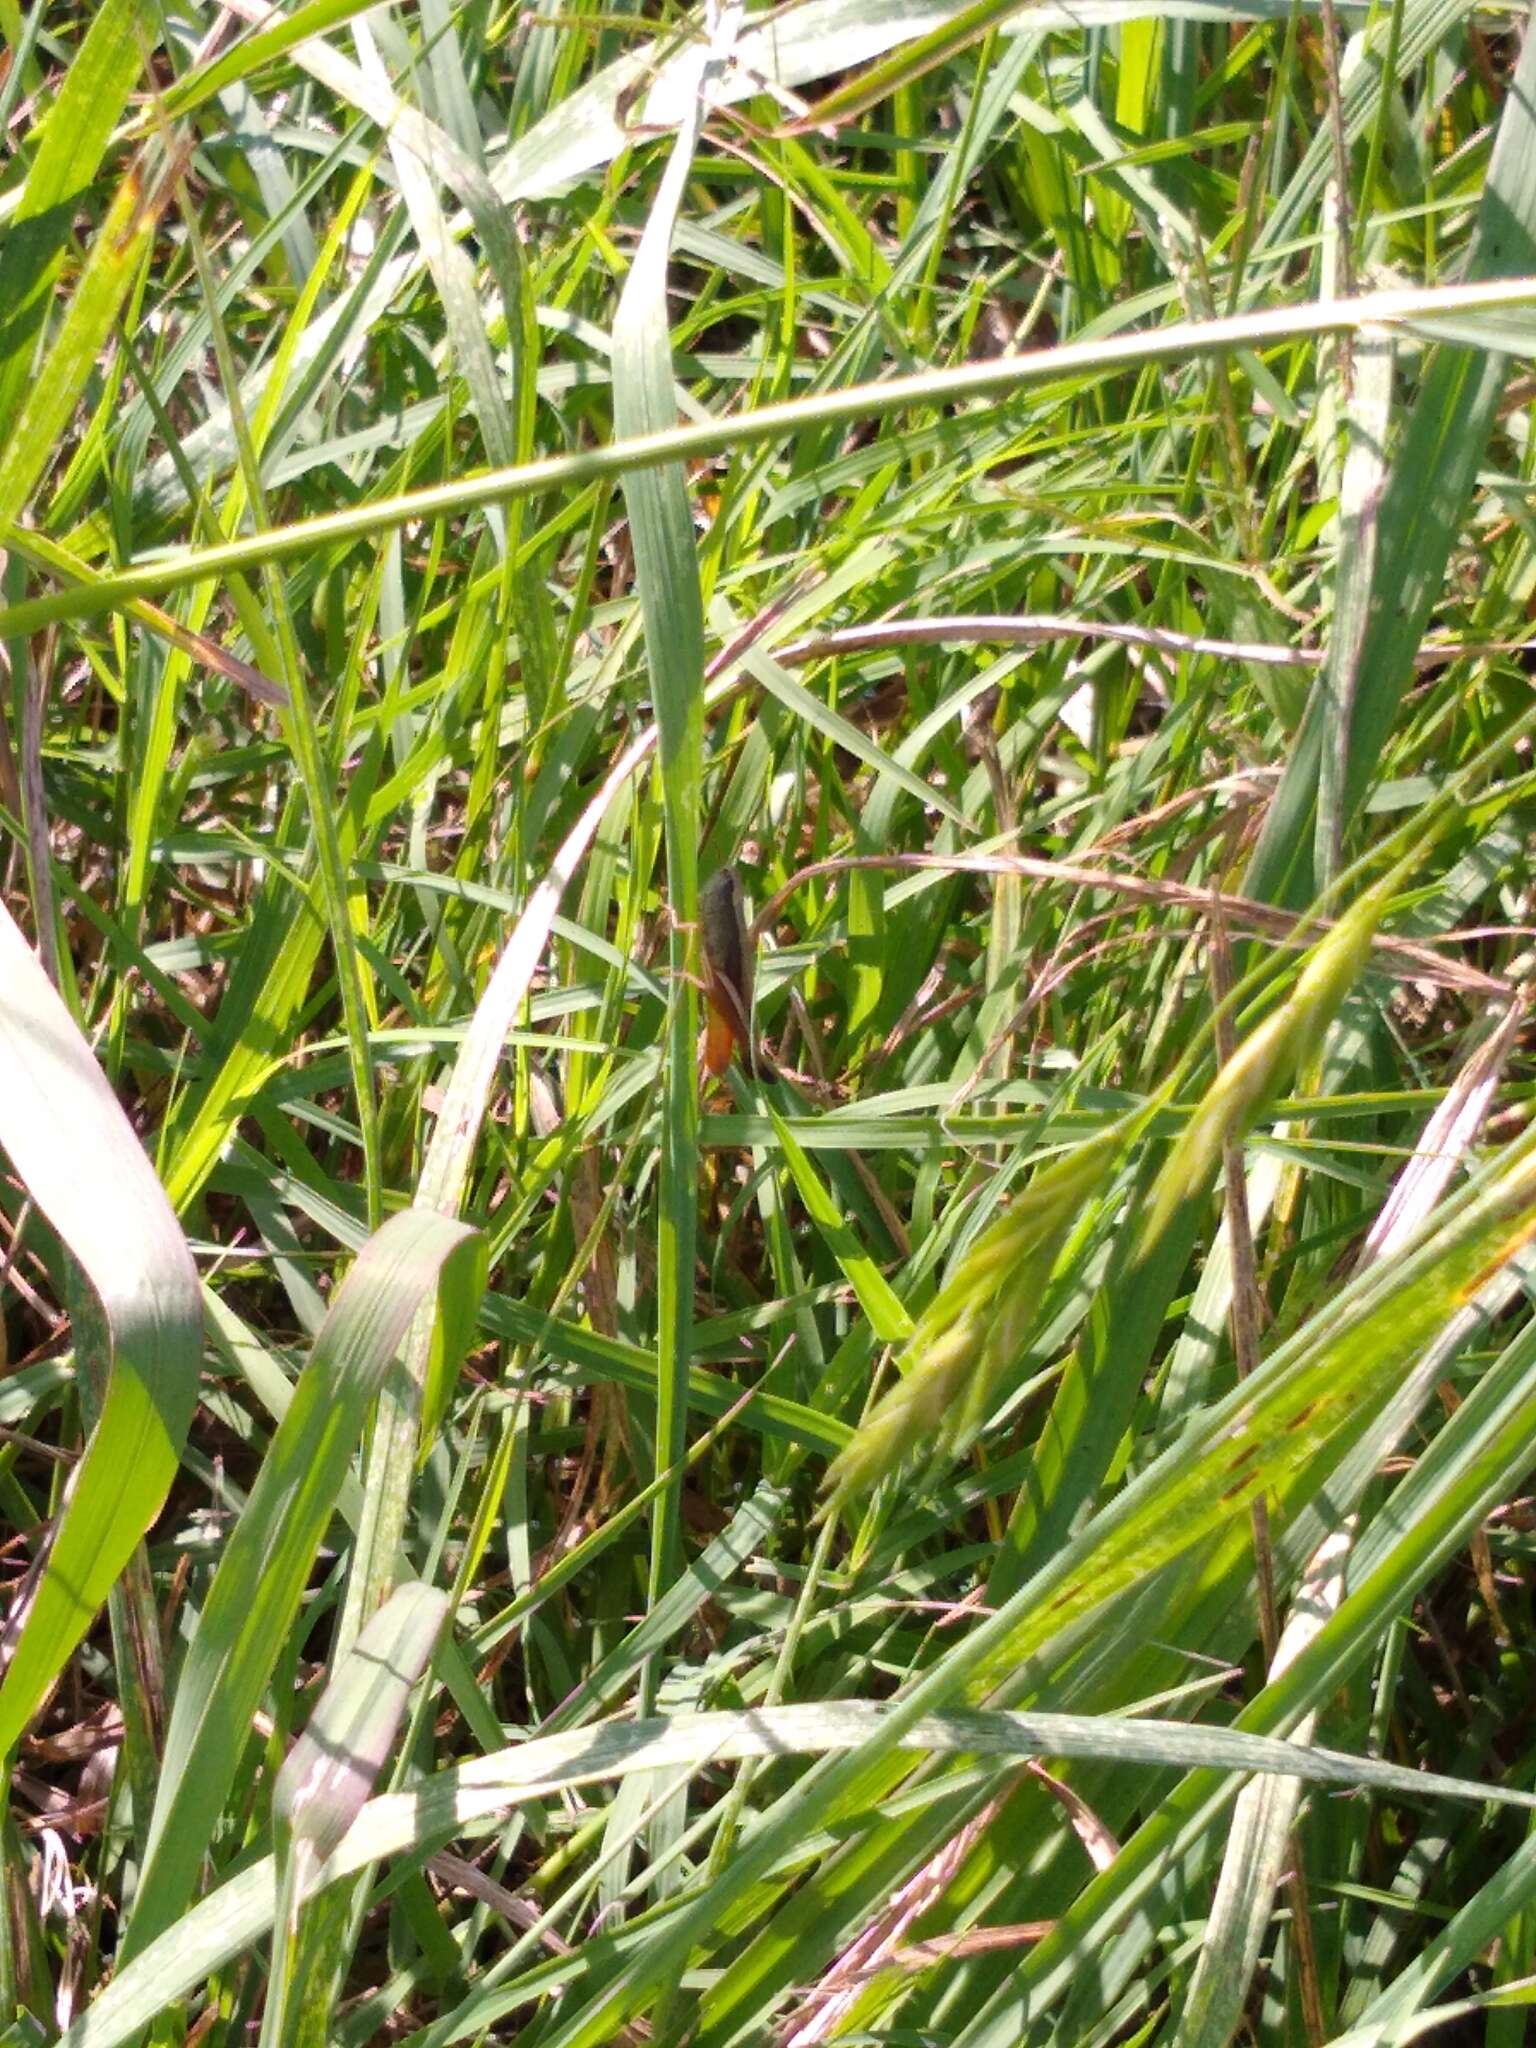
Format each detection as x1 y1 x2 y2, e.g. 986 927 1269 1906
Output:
119 1209 481 1962
0 137 176 534
263 1583 450 2048
1246 10 1536 907
4 277 1534 642
0 905 201 1759
609 21 716 1650
58 1691 1536 2048
0 0 148 448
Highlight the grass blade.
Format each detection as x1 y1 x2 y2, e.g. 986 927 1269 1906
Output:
119 1210 481 1961
0 906 201 1759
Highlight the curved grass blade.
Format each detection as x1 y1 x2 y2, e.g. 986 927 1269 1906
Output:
119 1208 482 1963
0 0 149 452
57 1696 1536 2048
0 905 201 1761
2 278 1533 644
263 1582 450 2048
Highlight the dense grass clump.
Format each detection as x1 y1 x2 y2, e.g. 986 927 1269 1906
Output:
2 4 1536 2043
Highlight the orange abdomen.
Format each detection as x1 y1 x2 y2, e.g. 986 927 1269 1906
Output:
703 996 740 1077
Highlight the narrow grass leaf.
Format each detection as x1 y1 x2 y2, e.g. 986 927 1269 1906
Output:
737 640 968 829
768 1107 913 1346
56 1695 1536 2048
0 0 147 447
1315 331 1393 883
610 10 724 1637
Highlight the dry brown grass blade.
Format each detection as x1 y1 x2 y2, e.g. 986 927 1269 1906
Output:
776 612 1536 673
1024 1759 1121 1871
1356 997 1524 1269
752 851 1510 997
777 1787 1017 2046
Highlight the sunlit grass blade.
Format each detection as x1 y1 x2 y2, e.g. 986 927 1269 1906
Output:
119 1210 482 1962
0 905 201 1760
0 0 148 449
57 1691 1536 2048
609 10 721 1659
263 1582 449 2048
1246 13 1536 908
3 279 1535 643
